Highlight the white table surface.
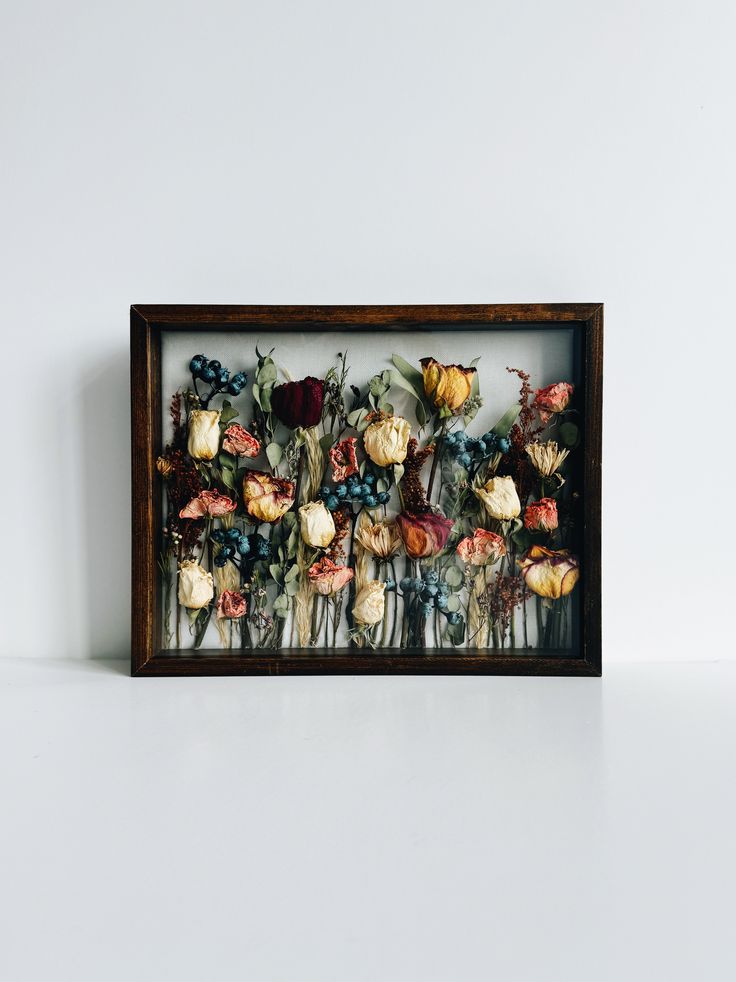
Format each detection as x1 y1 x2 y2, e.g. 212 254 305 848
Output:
1 659 733 981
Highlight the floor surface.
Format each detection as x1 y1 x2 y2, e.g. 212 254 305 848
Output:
0 659 733 981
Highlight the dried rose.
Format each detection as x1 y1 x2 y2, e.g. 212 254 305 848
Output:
329 436 359 482
524 498 559 532
533 382 573 424
474 475 521 521
352 581 386 625
518 546 579 599
308 557 354 596
298 500 336 549
271 377 324 429
396 511 454 560
179 489 237 519
355 518 402 559
456 528 506 566
420 357 476 412
222 424 261 458
216 590 248 619
243 470 295 523
188 409 221 461
178 560 214 609
363 416 411 467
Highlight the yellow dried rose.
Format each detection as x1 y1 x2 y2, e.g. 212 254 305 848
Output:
363 416 411 467
298 500 336 549
243 471 295 523
352 580 386 625
518 546 579 599
474 475 521 520
177 560 214 609
187 409 221 461
420 358 476 412
355 518 402 558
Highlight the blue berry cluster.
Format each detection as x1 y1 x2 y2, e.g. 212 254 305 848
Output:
211 528 271 566
445 429 511 469
400 569 461 623
190 354 247 397
318 472 391 512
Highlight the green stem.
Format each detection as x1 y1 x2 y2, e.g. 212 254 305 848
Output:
536 596 544 649
426 418 447 502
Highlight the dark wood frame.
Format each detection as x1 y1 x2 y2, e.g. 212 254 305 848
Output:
131 304 602 677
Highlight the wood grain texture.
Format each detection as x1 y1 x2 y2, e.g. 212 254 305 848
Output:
130 304 603 678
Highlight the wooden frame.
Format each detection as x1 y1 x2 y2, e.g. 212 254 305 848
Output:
131 304 602 677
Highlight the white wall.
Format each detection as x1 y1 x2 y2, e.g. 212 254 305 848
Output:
1 0 732 660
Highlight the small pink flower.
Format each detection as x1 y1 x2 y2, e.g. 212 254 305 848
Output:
456 528 506 566
533 382 573 423
222 424 261 458
524 498 559 533
329 436 359 482
308 557 354 595
216 590 248 619
180 489 238 519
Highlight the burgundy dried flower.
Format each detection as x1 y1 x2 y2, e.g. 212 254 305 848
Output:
271 377 324 429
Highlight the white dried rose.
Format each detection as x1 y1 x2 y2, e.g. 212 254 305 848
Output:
178 560 214 609
188 409 221 461
363 416 411 467
474 475 521 521
298 500 336 549
352 580 386 625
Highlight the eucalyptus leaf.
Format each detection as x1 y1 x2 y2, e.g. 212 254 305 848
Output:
257 362 278 385
559 421 579 447
444 616 466 646
266 442 283 469
269 564 284 585
284 564 300 582
446 594 461 613
444 565 463 588
285 578 300 597
252 382 261 408
260 387 272 412
391 354 424 395
492 403 522 438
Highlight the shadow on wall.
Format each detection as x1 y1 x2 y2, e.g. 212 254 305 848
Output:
80 349 130 659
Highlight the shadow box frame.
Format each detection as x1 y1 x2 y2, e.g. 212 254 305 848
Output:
131 304 602 678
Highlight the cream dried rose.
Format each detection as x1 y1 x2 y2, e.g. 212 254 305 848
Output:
178 560 214 609
474 475 521 521
187 409 221 461
363 416 411 467
352 580 386 625
298 500 336 549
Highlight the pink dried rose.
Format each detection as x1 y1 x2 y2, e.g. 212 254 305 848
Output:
329 436 359 482
222 424 261 458
308 557 354 596
456 528 506 566
533 382 573 423
216 590 248 620
524 498 559 532
179 489 238 519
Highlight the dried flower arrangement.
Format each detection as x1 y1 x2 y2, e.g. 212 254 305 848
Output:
156 347 580 652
